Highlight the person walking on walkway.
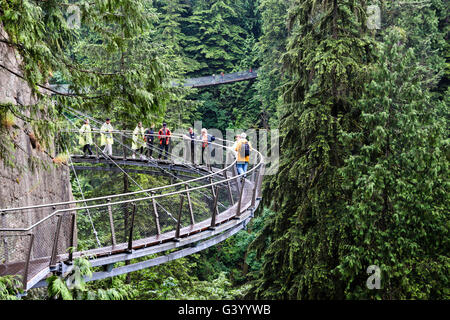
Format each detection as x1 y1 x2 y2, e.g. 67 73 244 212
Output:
144 124 155 159
187 127 195 163
158 122 171 160
100 118 114 157
132 121 146 160
79 119 93 157
198 128 215 165
234 132 251 178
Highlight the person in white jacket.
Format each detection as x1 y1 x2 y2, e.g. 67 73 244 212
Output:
132 122 146 159
198 128 216 165
100 118 114 156
79 119 93 157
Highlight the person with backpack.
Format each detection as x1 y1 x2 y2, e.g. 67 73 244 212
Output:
234 132 251 177
79 119 93 157
100 118 114 157
132 121 146 160
158 122 171 160
144 124 155 159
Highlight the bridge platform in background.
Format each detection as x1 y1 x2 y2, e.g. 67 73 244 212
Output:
171 70 258 88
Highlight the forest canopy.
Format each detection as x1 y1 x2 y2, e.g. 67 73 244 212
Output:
0 0 448 300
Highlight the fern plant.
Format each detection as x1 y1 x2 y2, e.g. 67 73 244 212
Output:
46 257 132 300
0 275 23 300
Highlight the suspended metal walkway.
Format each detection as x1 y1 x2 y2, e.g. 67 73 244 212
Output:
171 70 258 88
0 110 264 292
49 69 258 95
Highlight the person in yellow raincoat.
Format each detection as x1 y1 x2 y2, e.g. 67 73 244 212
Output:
234 132 252 178
79 119 93 157
132 122 146 159
100 118 114 156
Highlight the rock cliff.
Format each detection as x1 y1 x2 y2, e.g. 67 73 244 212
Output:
0 24 74 265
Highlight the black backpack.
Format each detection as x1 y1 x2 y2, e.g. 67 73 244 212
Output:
244 142 250 157
240 141 250 157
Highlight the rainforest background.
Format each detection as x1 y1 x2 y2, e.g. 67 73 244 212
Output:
0 0 448 300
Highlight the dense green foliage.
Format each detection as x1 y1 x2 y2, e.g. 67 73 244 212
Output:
0 0 171 169
1 0 448 300
251 0 378 299
184 0 248 76
337 28 448 299
0 275 23 299
250 0 449 299
255 0 290 129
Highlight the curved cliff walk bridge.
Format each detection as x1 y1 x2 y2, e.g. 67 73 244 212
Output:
0 103 263 292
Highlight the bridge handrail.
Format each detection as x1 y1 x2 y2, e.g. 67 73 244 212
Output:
0 134 242 214
0 125 264 292
0 134 264 230
0 154 263 232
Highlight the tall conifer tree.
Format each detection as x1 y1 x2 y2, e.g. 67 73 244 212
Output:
250 0 376 299
336 26 448 299
184 0 247 75
255 0 290 128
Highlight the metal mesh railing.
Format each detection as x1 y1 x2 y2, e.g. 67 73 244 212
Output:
0 127 264 290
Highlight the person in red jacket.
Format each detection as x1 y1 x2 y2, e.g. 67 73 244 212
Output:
158 122 171 160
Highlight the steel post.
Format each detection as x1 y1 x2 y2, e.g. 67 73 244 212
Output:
174 195 184 240
68 212 76 263
127 203 136 252
22 233 34 290
1 212 8 264
210 178 219 216
50 214 63 268
151 192 161 235
251 166 260 208
185 185 195 225
235 178 246 217
223 170 234 205
209 186 219 229
107 198 116 248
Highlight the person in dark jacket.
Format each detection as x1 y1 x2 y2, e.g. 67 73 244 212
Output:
144 125 155 159
183 127 197 163
188 127 195 163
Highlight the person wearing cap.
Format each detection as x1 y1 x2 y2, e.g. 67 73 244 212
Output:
158 122 171 160
79 119 93 157
132 121 146 160
234 132 251 177
100 118 114 156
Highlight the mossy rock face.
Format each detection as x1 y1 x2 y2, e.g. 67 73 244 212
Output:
0 27 37 107
0 24 75 262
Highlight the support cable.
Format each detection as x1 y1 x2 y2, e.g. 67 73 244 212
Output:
65 144 102 248
63 113 179 223
63 107 227 209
